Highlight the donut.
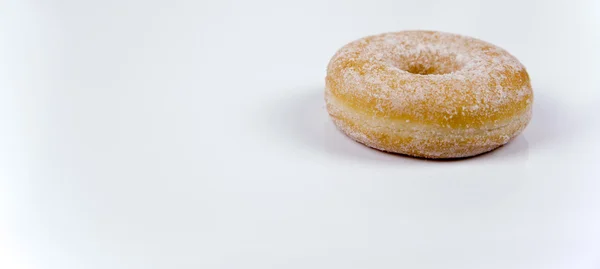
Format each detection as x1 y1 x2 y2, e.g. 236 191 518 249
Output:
325 31 533 159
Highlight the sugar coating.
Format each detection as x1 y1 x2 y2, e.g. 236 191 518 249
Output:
324 31 533 158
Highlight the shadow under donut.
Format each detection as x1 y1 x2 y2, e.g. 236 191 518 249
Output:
266 86 533 165
265 87 418 164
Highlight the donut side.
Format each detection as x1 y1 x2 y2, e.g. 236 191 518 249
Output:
325 88 532 159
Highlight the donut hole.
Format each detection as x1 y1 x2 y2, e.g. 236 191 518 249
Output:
396 51 464 75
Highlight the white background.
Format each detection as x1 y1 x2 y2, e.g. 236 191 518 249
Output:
1 0 599 268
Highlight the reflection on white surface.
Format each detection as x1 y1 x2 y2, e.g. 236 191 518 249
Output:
1 0 600 269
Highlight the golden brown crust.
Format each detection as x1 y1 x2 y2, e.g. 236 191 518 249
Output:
325 31 533 158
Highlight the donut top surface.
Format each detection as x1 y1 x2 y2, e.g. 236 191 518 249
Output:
325 31 533 129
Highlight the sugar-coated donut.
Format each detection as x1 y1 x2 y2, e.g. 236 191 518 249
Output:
325 31 533 158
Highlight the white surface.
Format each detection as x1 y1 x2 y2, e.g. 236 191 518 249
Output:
1 0 599 268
